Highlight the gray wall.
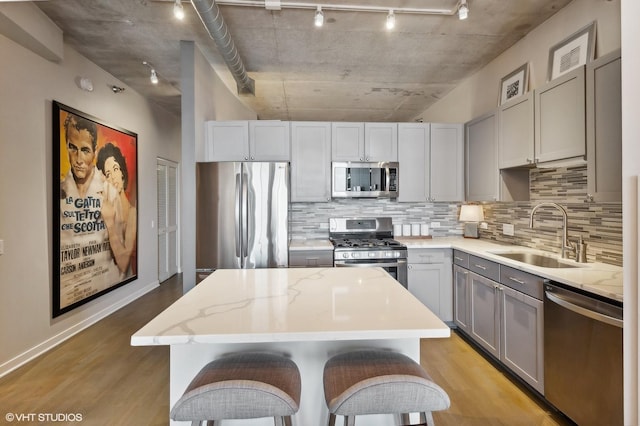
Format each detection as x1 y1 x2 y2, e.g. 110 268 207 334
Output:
0 24 180 374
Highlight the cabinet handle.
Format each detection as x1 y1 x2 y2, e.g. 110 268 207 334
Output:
585 194 594 203
454 256 465 261
507 276 526 285
408 265 413 270
473 264 487 270
526 158 533 164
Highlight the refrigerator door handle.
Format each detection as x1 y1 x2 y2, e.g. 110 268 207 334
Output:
235 172 241 259
242 173 249 261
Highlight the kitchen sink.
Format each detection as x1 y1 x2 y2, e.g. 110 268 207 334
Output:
493 252 582 268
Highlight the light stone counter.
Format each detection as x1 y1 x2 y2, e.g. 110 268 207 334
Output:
398 237 623 302
132 267 450 425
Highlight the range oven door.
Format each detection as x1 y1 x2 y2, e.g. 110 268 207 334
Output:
334 258 407 288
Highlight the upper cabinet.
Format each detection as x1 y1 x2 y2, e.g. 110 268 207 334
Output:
332 122 397 161
534 66 586 164
398 123 429 202
465 111 498 201
248 121 291 161
204 121 249 161
290 122 332 202
398 123 464 202
498 93 534 168
430 123 464 202
204 120 290 162
586 49 622 202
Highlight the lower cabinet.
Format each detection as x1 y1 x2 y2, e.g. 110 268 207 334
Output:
453 250 544 394
407 248 452 324
288 250 333 268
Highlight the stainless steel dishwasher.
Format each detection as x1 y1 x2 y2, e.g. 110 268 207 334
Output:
544 282 623 426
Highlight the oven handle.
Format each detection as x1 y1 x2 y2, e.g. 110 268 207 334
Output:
545 290 623 328
334 261 404 268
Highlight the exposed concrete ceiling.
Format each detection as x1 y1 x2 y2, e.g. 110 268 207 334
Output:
35 0 572 121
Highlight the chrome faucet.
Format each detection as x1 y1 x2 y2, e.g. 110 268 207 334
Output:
529 202 575 259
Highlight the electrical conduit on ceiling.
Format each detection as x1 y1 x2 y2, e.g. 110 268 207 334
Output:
190 0 255 95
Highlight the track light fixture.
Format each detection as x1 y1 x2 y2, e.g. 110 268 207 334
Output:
150 69 159 84
142 61 159 85
458 0 469 20
386 9 395 30
111 85 125 93
314 5 324 27
173 0 185 19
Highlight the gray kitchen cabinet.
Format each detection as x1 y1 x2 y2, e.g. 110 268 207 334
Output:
365 122 398 161
465 111 498 201
407 248 453 323
398 123 429 202
398 123 464 202
535 66 586 164
586 49 622 202
289 249 333 267
469 270 501 359
498 92 534 168
454 251 545 394
248 120 291 161
331 122 364 161
331 122 397 161
453 264 471 334
291 121 332 202
204 120 249 161
499 270 544 394
430 123 464 202
205 120 290 161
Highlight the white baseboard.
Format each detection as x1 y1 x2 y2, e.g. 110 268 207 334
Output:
0 280 160 378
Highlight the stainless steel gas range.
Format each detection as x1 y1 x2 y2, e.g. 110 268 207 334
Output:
329 217 407 287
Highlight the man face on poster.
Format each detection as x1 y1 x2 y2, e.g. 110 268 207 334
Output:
65 115 98 194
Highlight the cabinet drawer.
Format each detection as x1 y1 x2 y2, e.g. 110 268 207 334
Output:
453 250 469 268
499 265 545 300
468 255 500 281
289 250 333 268
408 248 451 264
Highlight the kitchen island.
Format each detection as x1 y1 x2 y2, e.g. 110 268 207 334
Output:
131 267 450 425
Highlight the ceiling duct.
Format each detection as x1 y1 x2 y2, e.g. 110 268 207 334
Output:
190 0 255 95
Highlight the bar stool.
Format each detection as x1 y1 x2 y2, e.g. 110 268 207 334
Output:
170 352 301 426
323 349 450 426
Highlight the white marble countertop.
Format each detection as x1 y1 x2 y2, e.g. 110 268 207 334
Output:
131 267 450 346
397 237 623 302
288 239 333 251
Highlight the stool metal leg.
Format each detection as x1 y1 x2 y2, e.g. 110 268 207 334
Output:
343 415 355 426
274 416 293 426
327 413 337 426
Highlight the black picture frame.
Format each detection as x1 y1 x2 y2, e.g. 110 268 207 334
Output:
52 101 138 318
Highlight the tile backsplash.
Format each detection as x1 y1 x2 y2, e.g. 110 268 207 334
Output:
289 165 622 266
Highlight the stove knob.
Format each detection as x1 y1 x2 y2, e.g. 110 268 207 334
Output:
394 251 400 258
342 253 349 259
369 252 376 258
351 252 359 258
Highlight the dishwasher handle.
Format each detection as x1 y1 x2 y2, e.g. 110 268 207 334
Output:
545 290 623 329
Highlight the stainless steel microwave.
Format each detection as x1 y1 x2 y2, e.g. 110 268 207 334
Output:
332 161 398 198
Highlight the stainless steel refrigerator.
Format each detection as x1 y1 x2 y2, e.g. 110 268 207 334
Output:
196 162 289 279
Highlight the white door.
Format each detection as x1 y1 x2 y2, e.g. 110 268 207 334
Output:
157 158 179 282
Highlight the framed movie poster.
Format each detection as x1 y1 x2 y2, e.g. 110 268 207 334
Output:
52 101 138 318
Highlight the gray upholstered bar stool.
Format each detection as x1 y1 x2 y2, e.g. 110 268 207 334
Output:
170 352 301 426
323 349 450 426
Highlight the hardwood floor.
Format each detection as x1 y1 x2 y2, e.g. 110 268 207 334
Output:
0 275 573 425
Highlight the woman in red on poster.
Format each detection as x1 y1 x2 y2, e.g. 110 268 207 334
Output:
97 142 137 279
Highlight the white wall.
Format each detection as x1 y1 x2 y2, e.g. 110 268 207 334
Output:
0 10 180 375
416 0 621 123
621 0 639 422
180 41 257 292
